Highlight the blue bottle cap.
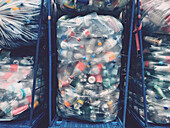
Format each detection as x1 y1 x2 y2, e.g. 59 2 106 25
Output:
164 106 168 110
155 96 159 99
158 61 163 65
91 54 95 58
83 56 86 60
26 19 30 24
113 36 117 40
59 49 63 54
61 35 66 40
88 62 91 65
20 2 24 6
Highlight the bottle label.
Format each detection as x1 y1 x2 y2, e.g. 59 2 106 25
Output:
106 52 115 62
166 56 170 61
96 63 103 72
10 64 18 72
76 61 86 71
11 104 29 116
95 74 102 83
1 72 13 80
145 61 149 67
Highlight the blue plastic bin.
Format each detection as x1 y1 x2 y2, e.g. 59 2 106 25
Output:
0 0 48 127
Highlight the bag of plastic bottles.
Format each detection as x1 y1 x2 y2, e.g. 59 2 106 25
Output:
139 34 170 124
0 0 42 49
141 0 170 34
56 12 123 122
0 50 45 121
57 0 129 13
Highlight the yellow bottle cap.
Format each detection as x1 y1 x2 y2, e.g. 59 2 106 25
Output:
77 100 84 105
107 100 113 105
33 101 39 109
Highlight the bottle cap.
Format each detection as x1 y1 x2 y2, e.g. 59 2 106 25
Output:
61 35 66 40
88 76 96 84
20 2 24 6
102 66 106 70
163 106 168 110
65 101 71 107
158 61 163 65
77 38 81 41
77 100 84 105
83 56 86 60
91 54 95 58
80 44 84 48
70 75 74 79
98 42 102 46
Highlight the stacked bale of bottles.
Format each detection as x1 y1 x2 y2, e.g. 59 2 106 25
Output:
56 12 123 122
0 0 41 49
135 0 170 124
0 50 45 121
57 0 129 13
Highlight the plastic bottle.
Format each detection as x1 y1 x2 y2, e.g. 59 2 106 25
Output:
60 41 81 50
74 98 84 110
154 85 166 99
94 38 117 54
71 61 87 78
144 36 162 46
59 49 73 59
74 53 86 60
86 38 96 54
149 45 170 53
144 61 164 68
89 63 103 75
91 52 118 65
154 65 170 72
64 89 78 107
0 83 23 92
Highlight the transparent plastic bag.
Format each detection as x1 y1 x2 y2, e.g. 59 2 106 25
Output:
56 12 123 122
0 50 45 121
0 0 42 49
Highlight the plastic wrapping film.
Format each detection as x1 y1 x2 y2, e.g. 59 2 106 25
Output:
141 0 170 34
0 0 42 49
0 50 45 121
57 0 129 13
56 12 123 122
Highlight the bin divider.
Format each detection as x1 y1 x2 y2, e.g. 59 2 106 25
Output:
137 0 148 127
48 0 52 126
29 0 45 126
122 0 136 127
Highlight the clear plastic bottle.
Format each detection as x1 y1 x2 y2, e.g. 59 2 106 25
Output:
94 38 117 55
